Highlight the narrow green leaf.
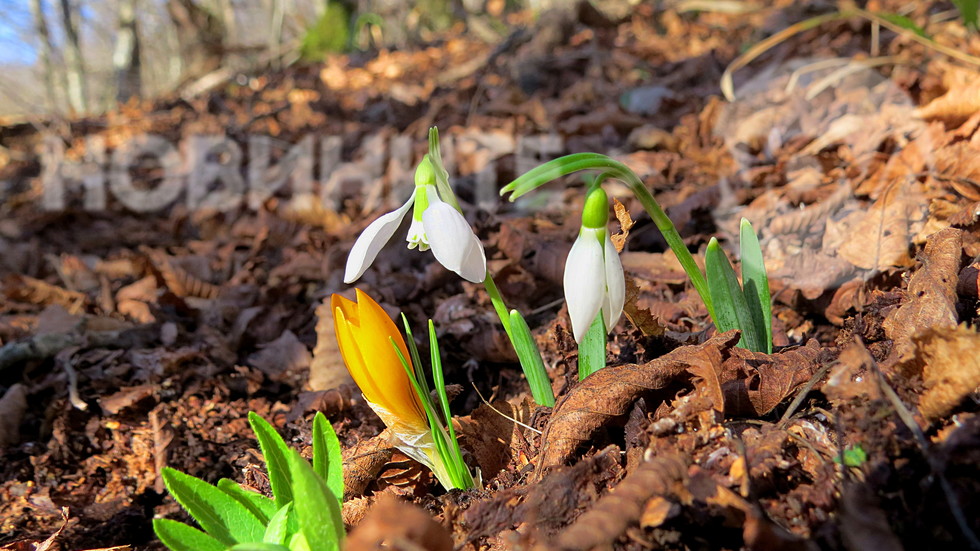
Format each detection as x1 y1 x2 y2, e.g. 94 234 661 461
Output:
312 411 343 502
875 12 931 38
739 218 772 353
509 310 555 407
400 314 431 399
230 544 291 551
578 313 606 379
263 503 293 545
287 450 343 551
160 467 265 546
248 412 294 509
153 518 226 551
953 0 979 31
217 478 277 525
428 320 473 490
705 238 758 351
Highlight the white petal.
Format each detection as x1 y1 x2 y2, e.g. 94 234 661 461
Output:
422 199 487 283
564 229 605 342
601 233 625 332
343 195 414 283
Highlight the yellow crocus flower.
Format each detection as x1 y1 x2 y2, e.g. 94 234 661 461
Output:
332 289 428 436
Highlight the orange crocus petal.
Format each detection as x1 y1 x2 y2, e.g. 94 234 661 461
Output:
331 290 427 430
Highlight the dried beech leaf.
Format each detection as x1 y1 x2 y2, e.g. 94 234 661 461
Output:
883 228 962 365
342 433 395 499
721 340 823 416
537 332 738 474
610 198 634 253
622 275 666 337
555 453 689 550
914 72 980 127
905 324 980 422
310 298 355 391
689 350 725 414
345 496 453 551
457 399 526 480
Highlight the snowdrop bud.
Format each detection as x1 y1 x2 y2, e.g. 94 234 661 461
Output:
581 185 610 229
415 155 435 188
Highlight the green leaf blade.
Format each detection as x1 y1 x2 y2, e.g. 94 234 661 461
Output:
509 310 555 407
705 238 758 350
287 450 344 551
153 518 226 551
248 412 294 509
160 467 265 546
312 411 344 502
263 503 293 545
739 218 772 353
217 478 278 525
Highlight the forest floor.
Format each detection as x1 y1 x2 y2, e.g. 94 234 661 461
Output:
2 1 980 550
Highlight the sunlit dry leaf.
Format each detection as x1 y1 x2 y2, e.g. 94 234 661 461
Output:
904 324 980 422
622 275 666 337
555 453 689 550
610 198 634 253
914 69 980 127
537 332 737 473
310 298 355 391
721 340 823 416
343 433 395 499
883 228 962 366
345 496 453 551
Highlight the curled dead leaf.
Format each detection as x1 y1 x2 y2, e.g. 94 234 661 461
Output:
345 496 453 551
902 324 980 423
883 227 962 366
537 332 737 475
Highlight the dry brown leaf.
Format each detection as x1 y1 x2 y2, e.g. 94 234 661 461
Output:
457 398 529 480
721 340 823 417
246 330 311 383
840 482 904 551
345 496 453 551
621 275 666 337
343 433 395 499
555 453 689 550
309 298 355 391
537 331 737 474
836 183 923 271
3 274 87 314
822 339 880 406
0 384 27 451
883 227 962 366
610 197 634 253
903 324 980 422
914 71 980 127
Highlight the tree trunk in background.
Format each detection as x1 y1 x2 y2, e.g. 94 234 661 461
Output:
113 0 142 104
29 0 60 113
58 0 88 113
165 0 226 85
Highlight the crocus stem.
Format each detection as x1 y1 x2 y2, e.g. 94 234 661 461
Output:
484 271 556 407
578 313 606 379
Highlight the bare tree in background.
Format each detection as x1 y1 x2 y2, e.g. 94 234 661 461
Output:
58 0 89 113
113 0 142 103
29 0 62 112
166 0 226 85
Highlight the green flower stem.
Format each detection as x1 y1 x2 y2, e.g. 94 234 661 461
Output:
483 272 513 338
578 313 606 379
501 153 716 324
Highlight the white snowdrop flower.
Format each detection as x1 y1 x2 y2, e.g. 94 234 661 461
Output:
344 156 487 284
563 186 625 342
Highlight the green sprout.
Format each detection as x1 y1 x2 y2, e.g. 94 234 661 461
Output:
153 412 344 551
